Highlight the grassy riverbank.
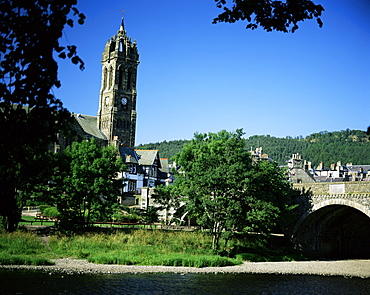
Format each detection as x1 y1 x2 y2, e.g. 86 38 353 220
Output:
0 232 54 266
0 229 306 267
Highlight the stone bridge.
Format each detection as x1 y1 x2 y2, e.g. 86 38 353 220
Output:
292 182 370 259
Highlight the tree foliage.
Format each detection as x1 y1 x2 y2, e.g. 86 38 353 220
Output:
49 139 125 232
301 130 370 167
0 0 84 231
213 0 324 33
138 129 370 168
154 130 296 251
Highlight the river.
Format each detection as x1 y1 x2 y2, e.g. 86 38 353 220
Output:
1 270 370 294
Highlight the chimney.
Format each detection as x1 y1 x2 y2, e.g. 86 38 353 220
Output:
317 162 324 170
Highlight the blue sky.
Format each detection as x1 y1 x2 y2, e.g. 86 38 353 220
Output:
54 0 370 145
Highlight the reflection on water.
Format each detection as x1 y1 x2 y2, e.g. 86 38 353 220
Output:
1 269 370 294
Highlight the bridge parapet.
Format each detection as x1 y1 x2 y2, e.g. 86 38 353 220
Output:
312 193 370 203
293 181 370 195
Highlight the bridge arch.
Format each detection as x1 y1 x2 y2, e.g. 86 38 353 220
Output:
293 198 370 259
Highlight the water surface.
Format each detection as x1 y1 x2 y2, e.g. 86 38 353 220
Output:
1 270 370 294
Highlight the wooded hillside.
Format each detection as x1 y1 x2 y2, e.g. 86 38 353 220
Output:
136 129 370 167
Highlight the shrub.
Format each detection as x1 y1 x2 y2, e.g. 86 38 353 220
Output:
112 212 124 221
43 207 60 218
236 253 267 262
38 205 50 214
122 214 140 223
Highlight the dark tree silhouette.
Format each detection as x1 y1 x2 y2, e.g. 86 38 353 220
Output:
213 0 324 32
0 0 85 232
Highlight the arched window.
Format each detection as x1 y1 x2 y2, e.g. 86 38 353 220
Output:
118 67 124 90
108 67 113 89
126 68 132 90
103 68 108 90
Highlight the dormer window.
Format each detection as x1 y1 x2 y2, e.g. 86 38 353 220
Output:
128 164 136 174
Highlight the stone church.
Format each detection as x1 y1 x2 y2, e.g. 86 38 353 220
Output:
55 18 139 151
53 19 172 208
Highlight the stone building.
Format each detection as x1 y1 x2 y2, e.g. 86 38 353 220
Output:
288 153 370 183
54 18 139 151
288 153 316 183
52 19 169 202
97 19 139 147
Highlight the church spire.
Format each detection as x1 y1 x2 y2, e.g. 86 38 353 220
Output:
120 11 125 31
120 17 125 31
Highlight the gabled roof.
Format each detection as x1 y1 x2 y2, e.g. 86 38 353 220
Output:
135 149 161 167
119 145 139 164
347 165 370 172
157 158 170 179
159 158 169 173
73 113 107 140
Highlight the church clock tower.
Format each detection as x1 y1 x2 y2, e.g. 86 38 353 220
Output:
97 18 139 147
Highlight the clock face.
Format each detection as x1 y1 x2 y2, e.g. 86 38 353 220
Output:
121 97 128 105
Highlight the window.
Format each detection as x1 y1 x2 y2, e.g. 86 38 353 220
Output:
128 180 136 192
128 164 136 174
103 68 108 90
108 67 113 89
118 68 124 90
126 68 132 90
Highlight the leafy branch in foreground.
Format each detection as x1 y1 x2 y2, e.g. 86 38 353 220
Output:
213 0 324 33
0 0 85 232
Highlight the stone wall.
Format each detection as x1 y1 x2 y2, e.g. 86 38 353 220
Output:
293 181 370 195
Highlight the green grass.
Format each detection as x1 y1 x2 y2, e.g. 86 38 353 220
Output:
0 231 55 265
0 254 53 266
228 234 309 262
1 229 307 267
88 252 241 267
49 230 242 267
19 215 55 226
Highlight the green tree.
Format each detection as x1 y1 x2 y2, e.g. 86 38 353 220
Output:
0 0 85 231
213 0 324 33
50 139 125 232
155 130 296 251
